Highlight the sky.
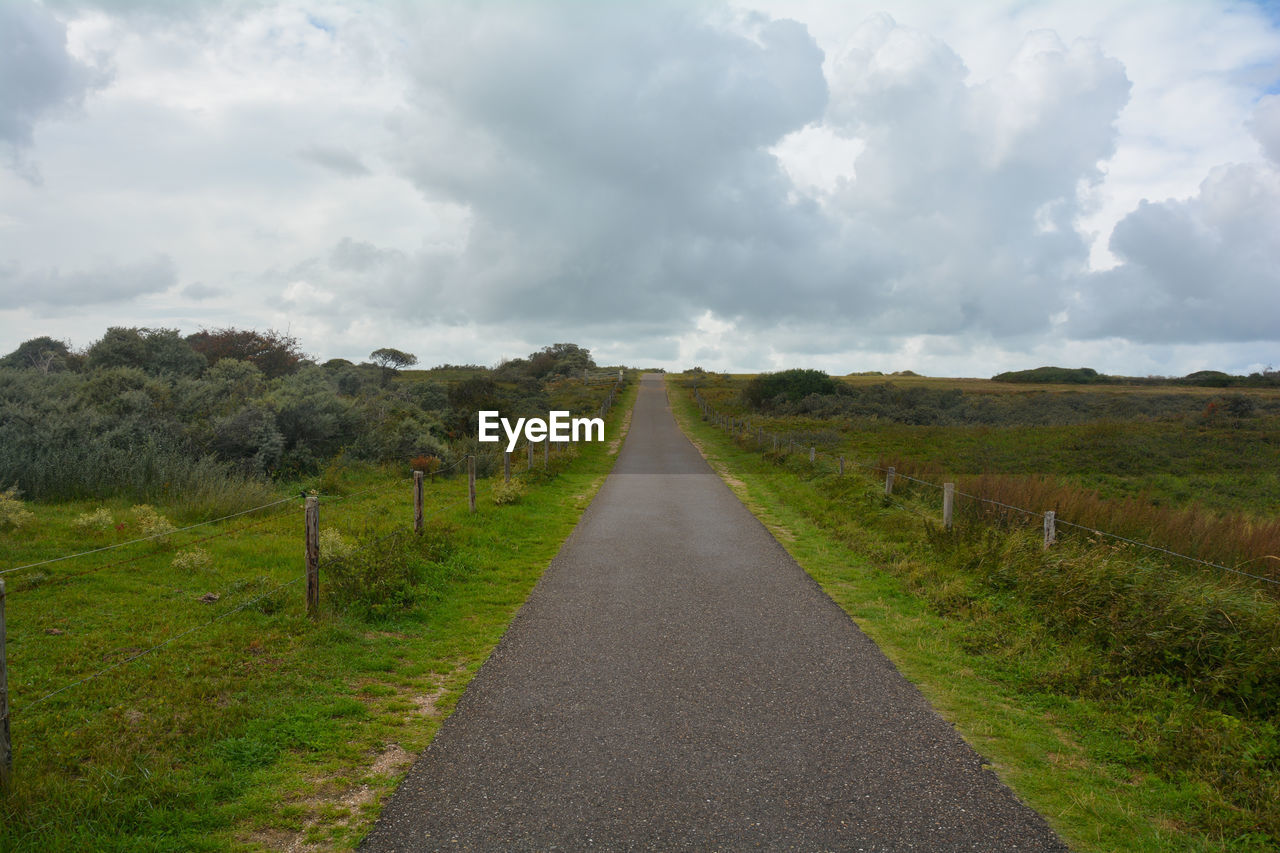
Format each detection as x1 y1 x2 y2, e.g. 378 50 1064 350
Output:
2 0 1279 377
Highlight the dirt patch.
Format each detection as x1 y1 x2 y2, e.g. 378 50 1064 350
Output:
246 662 473 851
247 742 416 852
371 743 413 776
250 827 319 853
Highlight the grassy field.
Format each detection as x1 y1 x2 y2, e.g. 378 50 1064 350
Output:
668 374 1279 852
0 380 636 851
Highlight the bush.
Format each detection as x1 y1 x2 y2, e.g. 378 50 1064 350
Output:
132 504 176 539
742 369 838 409
171 548 214 573
72 507 114 532
491 478 527 505
323 526 461 621
0 485 34 529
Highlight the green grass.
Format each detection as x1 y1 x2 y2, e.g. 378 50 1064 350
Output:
668 377 1279 852
0 381 636 851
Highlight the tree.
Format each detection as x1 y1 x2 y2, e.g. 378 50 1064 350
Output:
86 327 205 377
186 328 306 379
526 343 594 379
1 336 73 372
370 347 418 387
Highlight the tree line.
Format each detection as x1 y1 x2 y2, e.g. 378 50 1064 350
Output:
0 328 600 503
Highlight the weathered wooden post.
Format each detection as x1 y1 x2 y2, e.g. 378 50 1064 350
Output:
1 578 11 789
838 456 845 475
504 451 511 483
413 471 424 533
809 447 815 463
527 441 534 470
1043 510 1056 549
468 455 476 513
305 496 319 618
885 467 895 495
543 439 549 469
943 483 955 530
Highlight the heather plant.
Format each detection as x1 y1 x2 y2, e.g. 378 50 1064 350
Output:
491 477 528 506
72 507 115 532
318 527 355 562
171 548 214 573
133 504 177 539
0 484 34 529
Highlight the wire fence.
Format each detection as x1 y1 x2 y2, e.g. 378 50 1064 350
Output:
690 387 1280 589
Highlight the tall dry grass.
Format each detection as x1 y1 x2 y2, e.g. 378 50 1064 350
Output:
879 456 1280 582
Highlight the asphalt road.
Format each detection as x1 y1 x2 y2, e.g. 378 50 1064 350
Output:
360 374 1069 851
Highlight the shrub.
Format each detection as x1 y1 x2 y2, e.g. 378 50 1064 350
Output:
72 507 114 532
132 504 176 539
410 455 442 474
171 548 214 573
318 527 355 562
491 478 527 506
742 369 838 409
0 485 34 529
323 526 460 621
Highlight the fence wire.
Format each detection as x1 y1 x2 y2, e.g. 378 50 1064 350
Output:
691 389 1280 588
1 496 299 578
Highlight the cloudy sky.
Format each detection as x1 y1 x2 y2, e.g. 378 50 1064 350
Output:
3 0 1279 376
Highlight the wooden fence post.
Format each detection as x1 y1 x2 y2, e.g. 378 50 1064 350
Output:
305 496 319 618
468 455 476 513
1 578 11 790
504 451 511 483
838 456 845 475
543 440 549 469
943 483 955 530
809 447 815 463
1043 510 1056 549
527 441 534 470
885 467 895 496
413 471 424 533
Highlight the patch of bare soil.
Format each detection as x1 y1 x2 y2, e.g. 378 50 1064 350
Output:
247 664 471 851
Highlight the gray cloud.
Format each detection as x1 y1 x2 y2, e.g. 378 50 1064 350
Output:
374 8 1136 352
2 255 178 312
386 2 828 330
2 2 1276 375
819 20 1130 338
1250 94 1280 166
0 1 103 181
181 281 224 300
1068 159 1280 343
297 144 371 177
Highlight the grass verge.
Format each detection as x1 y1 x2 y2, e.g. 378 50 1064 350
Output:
667 376 1278 853
0 380 637 851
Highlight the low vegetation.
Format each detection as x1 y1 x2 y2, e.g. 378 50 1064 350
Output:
673 372 1280 850
0 339 634 851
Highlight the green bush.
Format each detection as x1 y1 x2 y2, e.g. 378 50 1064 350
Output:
491 478 528 505
742 369 838 409
322 525 463 621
